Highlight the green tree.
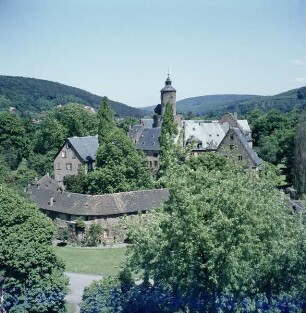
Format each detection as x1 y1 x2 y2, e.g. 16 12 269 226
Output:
0 112 31 169
0 183 68 312
50 103 98 137
160 101 177 141
85 128 153 194
158 102 179 179
117 117 139 133
123 154 306 312
294 110 306 198
83 223 103 247
97 97 115 144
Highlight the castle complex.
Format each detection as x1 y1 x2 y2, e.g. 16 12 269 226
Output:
53 75 262 186
129 75 262 173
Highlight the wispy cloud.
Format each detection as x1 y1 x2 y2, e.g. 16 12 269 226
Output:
295 77 306 83
292 59 306 66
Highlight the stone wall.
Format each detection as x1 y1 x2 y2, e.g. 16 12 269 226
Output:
217 128 256 168
52 212 146 245
53 142 95 187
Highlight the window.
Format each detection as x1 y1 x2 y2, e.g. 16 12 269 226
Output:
238 155 243 161
66 143 71 149
230 134 234 140
230 144 235 150
61 151 66 158
56 162 61 170
149 161 153 168
153 153 158 157
154 160 158 167
88 163 93 171
72 152 76 159
66 163 72 170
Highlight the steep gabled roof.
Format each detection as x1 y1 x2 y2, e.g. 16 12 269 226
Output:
36 174 60 191
237 120 251 133
136 128 161 151
232 128 263 167
184 120 228 150
67 135 99 162
290 200 305 213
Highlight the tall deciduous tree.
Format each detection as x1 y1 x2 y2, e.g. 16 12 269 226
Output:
158 102 179 179
294 110 306 198
0 112 31 169
124 154 306 312
84 128 153 194
97 97 115 145
0 184 68 312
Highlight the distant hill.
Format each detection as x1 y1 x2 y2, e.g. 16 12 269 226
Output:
142 87 306 117
0 76 145 118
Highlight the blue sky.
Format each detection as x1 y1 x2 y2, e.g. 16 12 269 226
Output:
0 0 305 107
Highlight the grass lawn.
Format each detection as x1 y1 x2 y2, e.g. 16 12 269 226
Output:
53 246 127 276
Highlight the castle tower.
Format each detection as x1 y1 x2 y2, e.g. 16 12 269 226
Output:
160 74 176 118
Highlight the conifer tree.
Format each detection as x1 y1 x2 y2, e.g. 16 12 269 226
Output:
97 96 115 144
158 102 178 179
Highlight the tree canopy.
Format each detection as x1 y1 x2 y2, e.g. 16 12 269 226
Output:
294 109 306 198
86 128 153 194
81 154 306 313
97 97 115 144
0 183 68 312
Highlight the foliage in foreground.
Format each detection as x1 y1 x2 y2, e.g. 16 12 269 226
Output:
294 109 306 198
0 183 68 313
80 154 306 313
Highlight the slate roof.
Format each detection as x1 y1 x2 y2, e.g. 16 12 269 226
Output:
140 119 154 128
232 128 263 167
29 182 170 216
136 128 161 151
68 135 99 162
161 76 176 93
36 175 60 192
237 120 251 133
290 200 305 213
184 120 228 150
128 125 146 142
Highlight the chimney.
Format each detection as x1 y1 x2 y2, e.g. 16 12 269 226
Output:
49 197 54 206
233 112 238 120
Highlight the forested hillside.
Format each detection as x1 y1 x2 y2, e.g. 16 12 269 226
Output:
0 75 145 118
176 94 258 115
143 87 306 117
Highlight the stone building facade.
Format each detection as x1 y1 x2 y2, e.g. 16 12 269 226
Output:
217 128 262 168
129 75 263 170
54 135 98 187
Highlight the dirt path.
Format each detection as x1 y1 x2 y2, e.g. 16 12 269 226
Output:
65 272 102 313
